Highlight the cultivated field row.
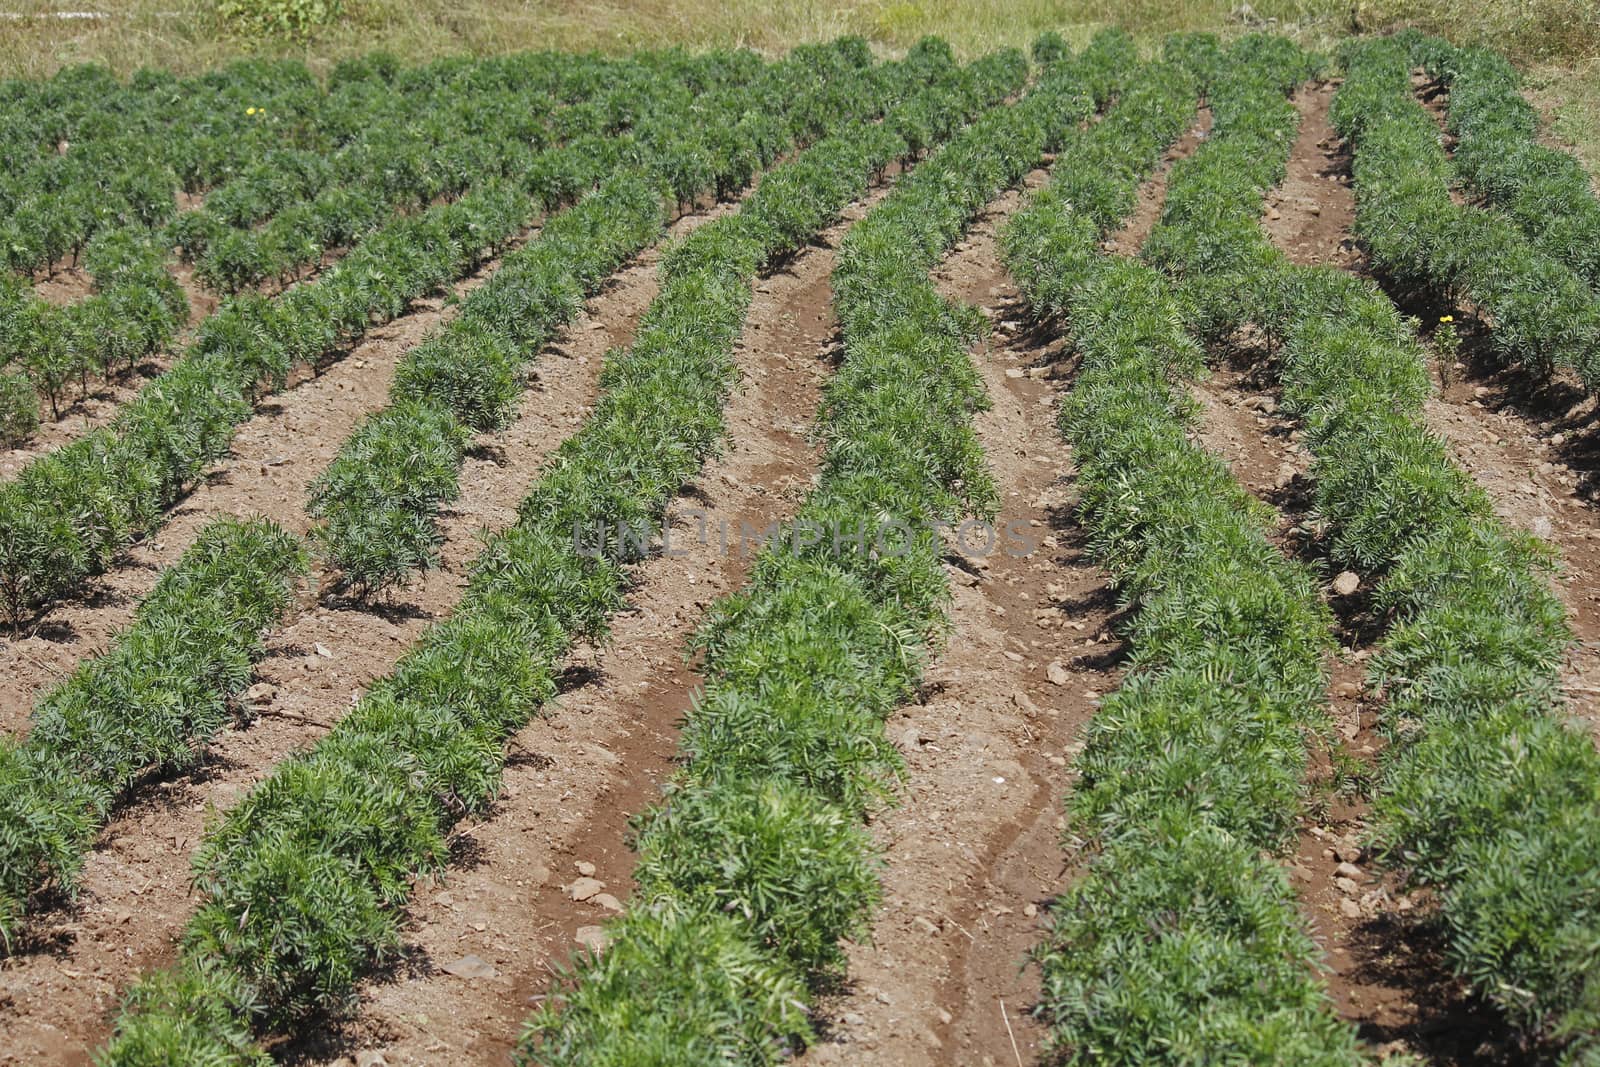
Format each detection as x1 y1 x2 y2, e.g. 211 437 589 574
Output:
1 27 1597 1067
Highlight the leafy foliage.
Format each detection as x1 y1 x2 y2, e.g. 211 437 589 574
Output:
522 34 1118 1065
1421 36 1600 290
1332 33 1600 392
1096 29 1600 1060
95 39 1024 1065
0 517 303 946
1001 39 1366 1064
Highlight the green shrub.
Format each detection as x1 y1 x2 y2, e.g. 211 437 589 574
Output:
0 372 38 445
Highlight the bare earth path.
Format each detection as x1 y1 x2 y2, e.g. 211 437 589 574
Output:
801 115 1219 1066
0 220 544 734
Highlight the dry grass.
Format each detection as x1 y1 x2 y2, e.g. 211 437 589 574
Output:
3 0 1596 76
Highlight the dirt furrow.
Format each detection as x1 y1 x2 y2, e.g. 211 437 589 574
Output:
0 201 731 1067
1104 110 1210 256
794 174 1095 1067
281 183 896 1067
802 121 1217 1065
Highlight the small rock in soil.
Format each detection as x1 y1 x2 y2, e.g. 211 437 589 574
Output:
1336 861 1362 880
1335 876 1360 895
1331 571 1360 596
575 925 609 953
1333 681 1361 700
569 877 605 902
244 682 276 706
575 861 596 877
356 1053 388 1067
439 955 498 979
1340 898 1363 919
1046 660 1071 686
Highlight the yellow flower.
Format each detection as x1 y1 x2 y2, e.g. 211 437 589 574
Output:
1440 315 1454 323
246 107 257 116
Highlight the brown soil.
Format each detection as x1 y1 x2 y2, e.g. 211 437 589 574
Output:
279 184 895 1067
30 268 94 307
0 201 727 1066
1263 81 1361 269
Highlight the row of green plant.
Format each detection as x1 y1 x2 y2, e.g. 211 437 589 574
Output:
91 41 1015 1066
1270 229 1600 1067
170 54 690 293
0 59 370 440
0 225 189 444
0 50 753 448
1416 35 1600 290
170 64 569 232
1003 37 1373 1065
0 47 797 628
306 38 986 599
0 515 304 949
0 49 651 276
0 180 521 629
1128 30 1600 1060
0 60 326 274
1184 42 1600 1062
516 32 1122 1066
1330 33 1600 392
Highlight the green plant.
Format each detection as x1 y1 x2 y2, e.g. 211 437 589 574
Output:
215 0 345 39
0 371 38 445
1434 314 1460 386
97 41 1010 1063
1000 38 1366 1063
524 36 1121 1062
0 516 303 945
